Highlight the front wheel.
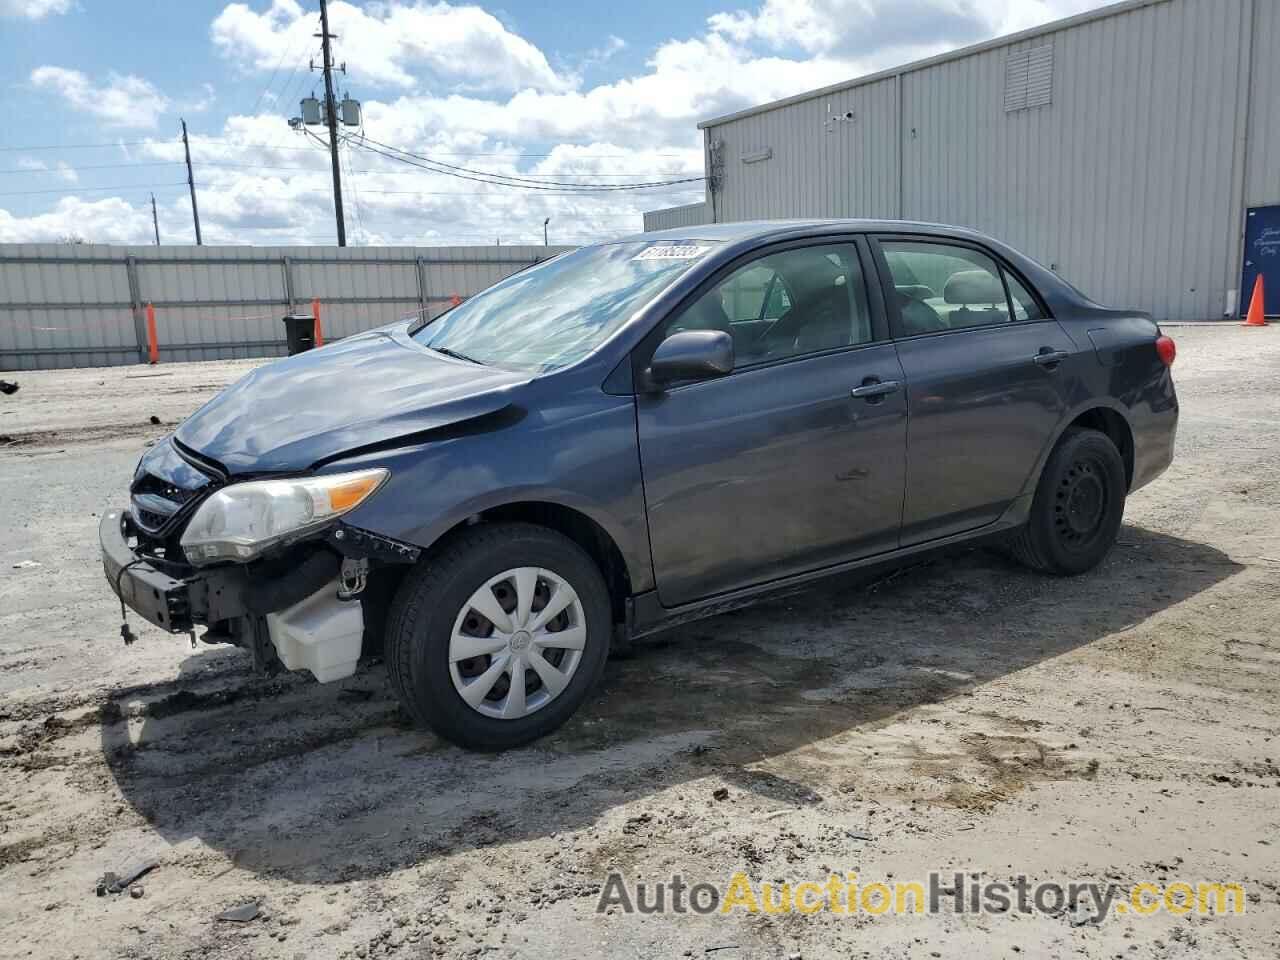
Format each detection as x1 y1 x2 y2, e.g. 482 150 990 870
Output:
1007 427 1127 576
384 523 611 750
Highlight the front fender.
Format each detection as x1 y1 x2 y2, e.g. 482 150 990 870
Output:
329 391 655 594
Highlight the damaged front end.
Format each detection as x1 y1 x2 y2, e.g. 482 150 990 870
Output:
101 437 418 683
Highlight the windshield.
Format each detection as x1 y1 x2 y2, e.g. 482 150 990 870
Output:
411 240 720 371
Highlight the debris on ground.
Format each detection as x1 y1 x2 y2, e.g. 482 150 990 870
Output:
129 885 145 900
0 380 18 395
95 859 158 897
148 415 161 425
12 560 41 569
216 902 262 923
712 787 729 801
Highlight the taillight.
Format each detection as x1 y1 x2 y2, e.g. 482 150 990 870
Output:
1156 335 1176 367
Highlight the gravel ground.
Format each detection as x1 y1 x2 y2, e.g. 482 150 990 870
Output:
0 326 1277 959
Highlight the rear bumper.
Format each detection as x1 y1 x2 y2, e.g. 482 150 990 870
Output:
1130 382 1179 493
100 509 195 633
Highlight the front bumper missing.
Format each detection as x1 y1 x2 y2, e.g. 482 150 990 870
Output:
100 509 195 633
100 509 417 682
101 508 268 634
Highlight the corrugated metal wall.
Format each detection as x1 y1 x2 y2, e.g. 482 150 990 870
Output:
0 244 573 371
643 203 711 231
701 0 1276 321
709 76 899 224
1245 0 1280 209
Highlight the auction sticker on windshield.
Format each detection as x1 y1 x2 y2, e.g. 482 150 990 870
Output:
632 245 713 261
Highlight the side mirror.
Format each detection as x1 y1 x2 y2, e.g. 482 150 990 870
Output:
646 330 734 387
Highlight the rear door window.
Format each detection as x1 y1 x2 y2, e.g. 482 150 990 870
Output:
880 241 1015 336
878 241 1047 337
1004 271 1045 321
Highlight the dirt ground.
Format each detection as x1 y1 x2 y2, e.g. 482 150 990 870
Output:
1 327 1277 960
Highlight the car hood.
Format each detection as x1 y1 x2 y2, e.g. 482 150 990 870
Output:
175 324 531 474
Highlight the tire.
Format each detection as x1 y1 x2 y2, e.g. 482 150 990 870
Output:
1006 427 1126 576
384 523 612 750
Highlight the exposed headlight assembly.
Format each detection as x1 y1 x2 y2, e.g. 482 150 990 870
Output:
180 468 388 565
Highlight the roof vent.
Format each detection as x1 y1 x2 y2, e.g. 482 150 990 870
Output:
1005 43 1054 112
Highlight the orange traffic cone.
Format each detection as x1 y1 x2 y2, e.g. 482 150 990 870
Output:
1242 275 1267 327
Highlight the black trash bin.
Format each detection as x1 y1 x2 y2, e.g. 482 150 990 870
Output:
281 314 316 355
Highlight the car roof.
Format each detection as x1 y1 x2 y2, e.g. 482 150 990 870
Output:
620 218 999 245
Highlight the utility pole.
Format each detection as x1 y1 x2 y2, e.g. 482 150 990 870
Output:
317 0 347 246
543 217 550 246
181 119 202 245
150 193 160 245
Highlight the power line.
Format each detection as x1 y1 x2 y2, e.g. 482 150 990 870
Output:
349 135 704 192
352 186 702 199
0 140 154 152
340 140 367 243
0 138 697 161
0 172 697 205
271 62 313 123
1 160 184 174
354 133 705 190
247 26 309 118
217 140 695 159
0 182 187 197
1 157 701 178
259 58 315 159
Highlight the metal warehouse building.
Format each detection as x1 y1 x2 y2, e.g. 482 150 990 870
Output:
650 0 1279 322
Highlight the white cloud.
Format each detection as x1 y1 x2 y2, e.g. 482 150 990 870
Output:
707 0 1113 57
29 66 171 128
581 35 627 73
190 82 218 113
0 0 73 19
359 34 870 153
211 0 571 94
0 197 154 244
1 0 1116 246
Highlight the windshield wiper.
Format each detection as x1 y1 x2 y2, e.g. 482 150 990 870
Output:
429 345 485 365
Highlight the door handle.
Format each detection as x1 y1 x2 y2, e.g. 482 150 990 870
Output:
850 379 901 399
1033 349 1070 368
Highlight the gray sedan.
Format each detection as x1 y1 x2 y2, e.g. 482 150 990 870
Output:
103 219 1179 750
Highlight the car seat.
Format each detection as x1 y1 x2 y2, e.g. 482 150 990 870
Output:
896 287 944 335
944 269 1009 328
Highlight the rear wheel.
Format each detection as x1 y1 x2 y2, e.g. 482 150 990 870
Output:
1007 427 1126 576
385 523 611 750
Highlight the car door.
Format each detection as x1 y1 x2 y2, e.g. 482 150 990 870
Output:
635 238 908 608
871 235 1078 545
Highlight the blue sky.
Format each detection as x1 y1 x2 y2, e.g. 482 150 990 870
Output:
0 0 1106 246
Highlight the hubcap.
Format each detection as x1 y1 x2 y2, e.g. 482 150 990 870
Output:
448 567 587 720
1054 457 1108 547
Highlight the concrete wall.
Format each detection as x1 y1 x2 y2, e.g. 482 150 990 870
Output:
699 0 1277 321
0 244 573 371
643 203 711 231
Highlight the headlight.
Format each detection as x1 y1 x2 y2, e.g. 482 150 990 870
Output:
180 468 388 565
